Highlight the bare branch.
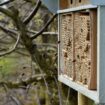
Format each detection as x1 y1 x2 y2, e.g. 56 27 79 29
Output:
31 13 58 40
33 56 52 99
66 88 70 105
54 76 63 105
0 24 18 35
0 24 58 36
15 50 29 56
3 84 22 105
0 0 15 6
0 35 7 40
28 30 58 35
10 95 22 105
0 25 24 45
35 86 41 105
23 0 41 25
0 7 15 19
0 34 20 57
0 74 46 89
23 0 36 3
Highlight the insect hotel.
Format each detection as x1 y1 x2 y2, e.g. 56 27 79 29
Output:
58 0 105 104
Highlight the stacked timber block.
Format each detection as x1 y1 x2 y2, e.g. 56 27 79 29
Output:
59 10 97 90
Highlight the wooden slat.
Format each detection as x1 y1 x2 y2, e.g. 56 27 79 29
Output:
88 9 97 90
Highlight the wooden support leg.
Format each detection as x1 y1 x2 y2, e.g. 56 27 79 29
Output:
78 92 96 105
78 92 88 105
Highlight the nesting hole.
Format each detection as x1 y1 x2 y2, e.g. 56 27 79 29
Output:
70 0 73 4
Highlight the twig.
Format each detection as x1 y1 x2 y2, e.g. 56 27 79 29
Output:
2 84 22 105
0 25 21 43
28 30 58 35
0 35 7 40
0 7 16 19
23 0 41 25
0 24 18 35
0 74 46 89
31 13 58 40
15 50 29 56
0 34 20 57
0 0 15 6
36 43 57 48
10 95 22 105
35 86 41 105
0 25 24 45
54 76 63 105
66 88 70 105
0 24 57 37
33 55 55 105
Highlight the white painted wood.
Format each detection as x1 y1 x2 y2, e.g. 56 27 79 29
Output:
91 0 105 5
97 6 105 103
58 75 98 102
57 4 97 14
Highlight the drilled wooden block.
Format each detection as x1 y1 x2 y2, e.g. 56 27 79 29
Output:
60 0 69 9
75 0 84 6
60 13 74 79
59 10 97 90
68 0 75 8
74 12 92 87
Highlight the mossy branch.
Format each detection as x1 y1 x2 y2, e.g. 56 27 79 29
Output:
0 74 46 89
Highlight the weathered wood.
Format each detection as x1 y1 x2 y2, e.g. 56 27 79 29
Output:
78 92 95 105
59 0 69 9
68 0 75 8
88 9 97 90
78 93 88 105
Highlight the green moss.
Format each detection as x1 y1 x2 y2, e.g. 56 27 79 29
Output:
0 57 16 78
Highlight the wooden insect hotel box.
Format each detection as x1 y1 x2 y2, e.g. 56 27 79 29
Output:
58 0 105 104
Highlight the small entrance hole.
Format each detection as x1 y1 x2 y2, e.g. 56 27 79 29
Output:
71 0 73 4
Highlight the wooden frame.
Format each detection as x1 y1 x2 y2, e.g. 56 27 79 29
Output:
58 4 105 104
59 10 97 89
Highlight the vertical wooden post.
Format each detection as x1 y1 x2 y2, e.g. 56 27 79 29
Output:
78 92 88 105
78 92 95 105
